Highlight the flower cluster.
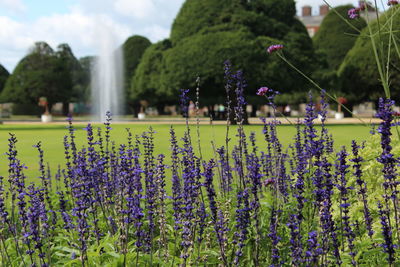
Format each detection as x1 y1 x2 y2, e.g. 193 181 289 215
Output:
267 44 284 53
1 70 400 266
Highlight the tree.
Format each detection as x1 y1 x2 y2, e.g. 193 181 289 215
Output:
338 6 400 104
132 0 317 118
311 5 367 95
77 56 94 102
55 44 76 115
0 64 9 94
122 35 151 96
0 42 71 113
314 5 367 70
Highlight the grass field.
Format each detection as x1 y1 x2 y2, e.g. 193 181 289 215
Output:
0 122 372 180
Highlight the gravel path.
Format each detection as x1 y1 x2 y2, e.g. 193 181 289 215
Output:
0 117 381 125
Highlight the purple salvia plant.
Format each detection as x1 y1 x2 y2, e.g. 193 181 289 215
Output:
224 60 233 124
126 135 145 251
66 114 78 165
57 191 73 230
266 120 289 201
303 92 318 159
34 142 57 230
83 124 103 242
170 127 182 231
232 146 246 188
335 147 357 266
196 202 207 245
63 135 74 194
71 149 91 264
378 201 396 264
350 141 374 238
26 184 49 266
246 152 262 264
202 159 228 265
3 135 27 264
260 117 274 185
0 175 8 226
268 208 282 266
376 98 400 239
118 143 131 252
216 146 233 194
232 70 248 189
233 70 247 125
293 121 307 215
7 133 20 223
155 154 169 258
320 156 342 266
287 214 303 266
180 88 190 120
142 129 157 254
233 188 251 266
223 60 234 171
180 131 198 261
304 231 323 266
288 122 308 265
319 90 333 154
0 174 12 265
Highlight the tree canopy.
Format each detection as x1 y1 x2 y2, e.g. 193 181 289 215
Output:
313 5 367 71
0 42 84 112
338 5 400 103
123 35 151 91
0 64 9 94
131 0 316 106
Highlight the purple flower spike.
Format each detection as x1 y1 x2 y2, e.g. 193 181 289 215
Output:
267 44 283 54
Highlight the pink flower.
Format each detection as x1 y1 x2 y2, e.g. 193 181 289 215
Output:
348 8 360 19
267 44 283 54
257 87 270 96
264 178 275 186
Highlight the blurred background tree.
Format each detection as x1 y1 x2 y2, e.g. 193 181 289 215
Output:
131 0 317 120
122 35 152 114
338 5 400 108
0 64 9 94
0 42 85 115
312 4 367 95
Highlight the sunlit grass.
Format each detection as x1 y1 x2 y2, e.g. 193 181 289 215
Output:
0 123 371 180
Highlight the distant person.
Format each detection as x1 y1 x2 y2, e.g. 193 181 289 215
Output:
202 106 209 117
218 104 225 119
284 105 291 116
189 101 195 117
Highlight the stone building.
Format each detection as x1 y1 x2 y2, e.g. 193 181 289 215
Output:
297 2 379 37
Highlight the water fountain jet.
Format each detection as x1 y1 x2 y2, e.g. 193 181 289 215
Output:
91 23 124 122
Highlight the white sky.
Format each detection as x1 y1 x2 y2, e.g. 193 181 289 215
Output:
0 0 385 72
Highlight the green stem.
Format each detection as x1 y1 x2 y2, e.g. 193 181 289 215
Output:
277 53 369 126
322 0 364 33
365 4 391 98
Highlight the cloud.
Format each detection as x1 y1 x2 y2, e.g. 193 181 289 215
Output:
113 0 156 19
0 10 132 71
0 0 186 70
0 0 26 14
142 25 170 42
33 11 130 48
0 16 33 50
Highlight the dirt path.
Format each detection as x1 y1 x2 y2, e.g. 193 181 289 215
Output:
0 117 381 125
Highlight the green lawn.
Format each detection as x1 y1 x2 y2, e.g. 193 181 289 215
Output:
0 123 372 181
